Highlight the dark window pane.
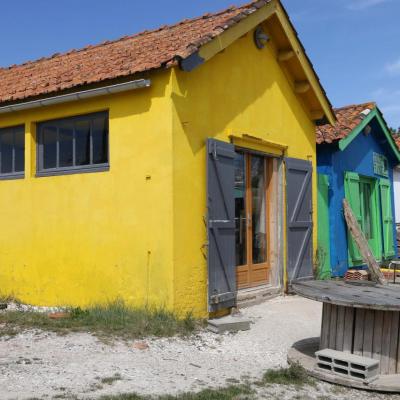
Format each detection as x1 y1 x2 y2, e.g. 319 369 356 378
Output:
14 129 24 172
43 126 57 169
1 131 14 174
75 120 90 166
235 153 246 266
39 113 108 174
59 123 73 167
360 181 373 240
251 156 267 264
92 116 108 164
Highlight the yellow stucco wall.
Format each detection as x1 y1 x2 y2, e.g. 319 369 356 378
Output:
171 27 317 317
0 71 176 308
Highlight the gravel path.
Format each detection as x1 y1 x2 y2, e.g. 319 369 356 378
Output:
1 296 399 399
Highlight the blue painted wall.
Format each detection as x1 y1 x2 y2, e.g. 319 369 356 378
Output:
317 117 398 276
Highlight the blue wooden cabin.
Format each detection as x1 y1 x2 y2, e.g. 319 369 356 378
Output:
316 103 400 277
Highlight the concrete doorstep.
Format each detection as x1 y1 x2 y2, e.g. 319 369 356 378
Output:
207 314 251 334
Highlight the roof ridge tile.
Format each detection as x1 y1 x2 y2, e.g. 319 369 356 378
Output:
333 101 376 112
317 102 378 145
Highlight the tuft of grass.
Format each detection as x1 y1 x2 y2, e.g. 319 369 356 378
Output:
0 324 19 338
101 373 123 385
0 292 21 302
0 299 200 340
99 384 254 400
260 363 313 387
0 293 20 308
53 394 79 400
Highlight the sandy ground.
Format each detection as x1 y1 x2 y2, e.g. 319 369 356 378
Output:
1 296 400 400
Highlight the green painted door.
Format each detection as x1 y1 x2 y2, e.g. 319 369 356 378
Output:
317 174 331 279
379 179 395 259
344 172 363 265
360 177 382 263
345 172 382 266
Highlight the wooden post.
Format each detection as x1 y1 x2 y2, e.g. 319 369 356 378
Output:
343 199 387 285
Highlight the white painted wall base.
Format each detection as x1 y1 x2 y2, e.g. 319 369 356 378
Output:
393 168 400 223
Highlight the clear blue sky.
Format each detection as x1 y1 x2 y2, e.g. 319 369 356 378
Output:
1 0 399 127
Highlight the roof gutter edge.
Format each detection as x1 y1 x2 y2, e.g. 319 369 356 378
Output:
0 78 151 115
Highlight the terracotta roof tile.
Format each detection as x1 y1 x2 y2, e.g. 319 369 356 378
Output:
394 135 400 150
316 102 376 145
0 1 271 105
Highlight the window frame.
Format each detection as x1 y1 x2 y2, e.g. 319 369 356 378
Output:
373 152 389 177
345 172 383 266
0 124 25 180
36 111 109 177
359 176 382 262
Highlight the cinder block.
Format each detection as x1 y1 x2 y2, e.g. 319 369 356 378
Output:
315 349 380 382
207 315 250 334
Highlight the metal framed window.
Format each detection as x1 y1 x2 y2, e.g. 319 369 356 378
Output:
373 152 389 177
0 125 25 180
37 111 109 176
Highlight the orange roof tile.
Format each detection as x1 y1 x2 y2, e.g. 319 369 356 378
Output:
394 135 400 150
0 1 272 105
316 102 376 144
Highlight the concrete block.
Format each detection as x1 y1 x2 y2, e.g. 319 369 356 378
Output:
207 315 251 334
315 349 380 382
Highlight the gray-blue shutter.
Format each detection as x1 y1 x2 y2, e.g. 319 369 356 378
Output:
285 157 314 285
207 138 236 311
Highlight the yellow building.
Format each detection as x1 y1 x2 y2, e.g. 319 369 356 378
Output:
0 0 334 317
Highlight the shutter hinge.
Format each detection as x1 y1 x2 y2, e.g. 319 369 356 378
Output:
210 292 236 305
209 141 218 160
200 241 208 260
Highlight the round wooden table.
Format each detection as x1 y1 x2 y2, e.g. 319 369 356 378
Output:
290 280 400 391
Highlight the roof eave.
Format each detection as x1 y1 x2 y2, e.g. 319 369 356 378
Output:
274 1 335 125
338 107 400 162
0 79 151 115
180 0 335 125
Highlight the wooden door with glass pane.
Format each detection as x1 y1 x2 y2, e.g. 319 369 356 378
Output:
235 151 271 289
